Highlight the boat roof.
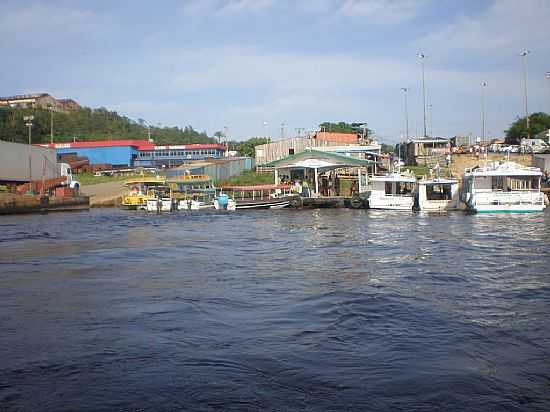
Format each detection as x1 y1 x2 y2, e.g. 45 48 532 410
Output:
167 174 212 183
419 178 458 185
222 184 291 191
124 177 166 185
464 161 542 177
369 173 417 183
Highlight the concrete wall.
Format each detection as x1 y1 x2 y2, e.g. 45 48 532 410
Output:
0 141 58 183
534 154 550 172
56 146 137 167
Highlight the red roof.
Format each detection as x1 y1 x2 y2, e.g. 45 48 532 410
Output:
37 140 227 152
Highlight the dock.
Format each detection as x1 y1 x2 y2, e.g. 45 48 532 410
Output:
0 194 90 215
295 196 367 209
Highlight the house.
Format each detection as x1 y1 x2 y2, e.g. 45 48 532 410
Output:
0 93 58 109
403 137 450 166
57 98 81 111
0 93 81 111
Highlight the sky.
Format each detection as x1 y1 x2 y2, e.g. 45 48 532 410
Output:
1 0 550 143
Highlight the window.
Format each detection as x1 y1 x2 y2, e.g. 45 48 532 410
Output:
385 182 393 195
426 184 452 200
492 176 504 190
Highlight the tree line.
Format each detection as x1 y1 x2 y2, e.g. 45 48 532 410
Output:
0 107 215 145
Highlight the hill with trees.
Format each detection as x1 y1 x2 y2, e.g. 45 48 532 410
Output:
505 112 550 144
0 106 215 145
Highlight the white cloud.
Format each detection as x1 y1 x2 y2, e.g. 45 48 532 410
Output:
337 0 428 24
180 0 273 16
418 0 550 58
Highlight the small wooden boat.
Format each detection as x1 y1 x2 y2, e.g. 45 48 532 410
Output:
122 177 167 210
167 174 216 210
215 184 292 210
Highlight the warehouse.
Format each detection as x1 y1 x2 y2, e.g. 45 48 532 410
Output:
38 140 227 168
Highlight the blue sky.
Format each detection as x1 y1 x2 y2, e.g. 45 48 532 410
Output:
1 0 549 143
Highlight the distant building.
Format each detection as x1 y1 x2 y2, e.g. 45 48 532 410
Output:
313 131 359 144
403 137 450 166
0 93 81 111
38 140 227 168
0 93 58 109
57 98 81 110
450 135 470 147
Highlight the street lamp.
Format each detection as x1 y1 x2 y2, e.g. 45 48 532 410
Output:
400 87 409 140
481 81 488 142
263 121 268 140
48 106 55 144
23 115 34 187
519 50 530 138
417 52 428 137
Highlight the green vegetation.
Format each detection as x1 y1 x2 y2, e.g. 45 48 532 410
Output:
505 112 550 144
77 172 142 185
0 107 215 145
215 171 274 187
226 137 271 157
380 143 396 154
319 121 372 136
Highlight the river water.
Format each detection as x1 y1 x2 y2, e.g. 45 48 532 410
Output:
1 208 549 411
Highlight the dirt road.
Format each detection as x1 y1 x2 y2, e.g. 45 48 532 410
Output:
82 180 126 207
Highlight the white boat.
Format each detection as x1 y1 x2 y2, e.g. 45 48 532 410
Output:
366 172 417 210
416 177 460 212
214 185 291 210
178 199 215 210
460 161 546 213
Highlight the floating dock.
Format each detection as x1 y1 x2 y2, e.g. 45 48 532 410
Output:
0 194 90 215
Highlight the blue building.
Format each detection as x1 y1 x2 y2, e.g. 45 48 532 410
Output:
39 140 227 168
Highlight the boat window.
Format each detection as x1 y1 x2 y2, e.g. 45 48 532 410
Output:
385 182 393 195
506 176 537 191
491 176 504 190
427 184 452 200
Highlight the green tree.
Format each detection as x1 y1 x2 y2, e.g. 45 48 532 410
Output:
0 107 216 145
228 137 270 157
505 112 550 144
318 121 372 137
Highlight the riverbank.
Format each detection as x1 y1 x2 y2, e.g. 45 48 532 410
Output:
82 180 126 207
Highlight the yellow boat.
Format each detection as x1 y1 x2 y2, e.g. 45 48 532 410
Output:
122 177 167 209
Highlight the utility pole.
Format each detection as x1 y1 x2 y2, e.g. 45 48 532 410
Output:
49 106 54 144
280 122 285 140
545 71 550 115
417 53 428 137
520 50 530 138
401 87 409 140
23 115 34 188
481 81 487 142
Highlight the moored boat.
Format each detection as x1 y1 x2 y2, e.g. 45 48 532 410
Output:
460 161 546 213
167 174 216 210
215 184 292 210
416 177 460 212
122 177 167 210
366 172 417 210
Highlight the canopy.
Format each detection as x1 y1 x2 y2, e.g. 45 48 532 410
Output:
267 150 372 171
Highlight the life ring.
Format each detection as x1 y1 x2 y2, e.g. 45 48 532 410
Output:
350 196 363 209
289 196 303 208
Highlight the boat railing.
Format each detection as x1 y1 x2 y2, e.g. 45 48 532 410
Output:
475 191 544 205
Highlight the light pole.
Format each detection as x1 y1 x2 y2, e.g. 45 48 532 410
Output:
417 53 428 137
428 104 433 137
263 121 268 140
481 81 487 142
400 87 409 140
49 106 54 144
520 50 530 138
23 115 34 187
545 71 550 115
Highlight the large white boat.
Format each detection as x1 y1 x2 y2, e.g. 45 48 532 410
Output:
460 161 546 213
416 177 460 212
366 172 417 210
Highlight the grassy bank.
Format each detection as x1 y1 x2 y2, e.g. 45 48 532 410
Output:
77 172 143 186
216 171 274 187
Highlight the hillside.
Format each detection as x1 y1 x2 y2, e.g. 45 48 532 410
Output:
0 106 216 145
